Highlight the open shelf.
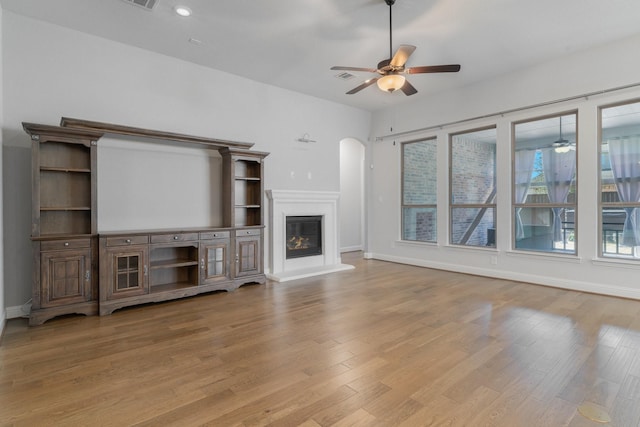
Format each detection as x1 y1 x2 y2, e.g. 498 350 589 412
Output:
40 170 91 208
234 160 261 179
234 207 262 227
235 179 261 206
149 281 196 294
150 266 199 291
40 207 91 211
221 147 267 228
150 259 199 269
149 245 199 290
40 166 91 173
234 159 261 225
40 210 91 235
40 141 91 170
150 246 198 265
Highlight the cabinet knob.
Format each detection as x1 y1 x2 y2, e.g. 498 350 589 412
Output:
64 242 69 247
246 231 251 235
125 239 131 244
173 236 179 240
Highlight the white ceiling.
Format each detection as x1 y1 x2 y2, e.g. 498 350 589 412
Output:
2 0 640 112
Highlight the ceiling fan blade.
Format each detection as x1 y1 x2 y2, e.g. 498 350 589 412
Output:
346 77 379 95
406 64 461 74
400 80 417 96
331 66 378 73
390 45 416 68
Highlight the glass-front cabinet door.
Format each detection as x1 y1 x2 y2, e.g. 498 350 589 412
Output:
106 247 148 299
200 240 230 284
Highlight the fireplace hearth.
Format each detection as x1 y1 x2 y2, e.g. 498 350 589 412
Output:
286 216 322 259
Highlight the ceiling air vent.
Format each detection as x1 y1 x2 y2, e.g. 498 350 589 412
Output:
335 72 356 81
120 0 158 11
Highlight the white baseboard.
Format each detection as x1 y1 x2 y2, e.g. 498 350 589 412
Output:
266 263 355 282
0 314 5 338
367 252 640 301
340 245 363 253
6 303 31 319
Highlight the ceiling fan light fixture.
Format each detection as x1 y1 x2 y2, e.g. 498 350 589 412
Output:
377 74 405 92
554 145 571 154
174 6 192 17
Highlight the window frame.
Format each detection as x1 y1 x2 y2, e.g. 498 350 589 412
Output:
598 98 640 260
448 125 497 248
511 111 579 255
401 137 438 243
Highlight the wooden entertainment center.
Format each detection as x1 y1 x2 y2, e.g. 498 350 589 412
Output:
25 118 269 325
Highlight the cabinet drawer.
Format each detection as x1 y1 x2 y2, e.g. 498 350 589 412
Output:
200 231 230 240
236 228 262 237
106 235 149 247
41 238 91 251
150 232 199 244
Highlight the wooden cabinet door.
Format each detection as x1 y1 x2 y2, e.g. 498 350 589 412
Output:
41 249 92 308
200 240 230 284
105 246 149 299
235 236 261 277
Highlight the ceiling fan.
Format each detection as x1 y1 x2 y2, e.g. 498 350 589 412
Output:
553 117 575 153
331 0 461 96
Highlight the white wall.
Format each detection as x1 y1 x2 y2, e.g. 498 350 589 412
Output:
97 137 224 232
0 5 5 331
339 138 365 252
367 33 640 299
1 11 371 310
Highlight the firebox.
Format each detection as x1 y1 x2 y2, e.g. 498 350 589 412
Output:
286 216 322 259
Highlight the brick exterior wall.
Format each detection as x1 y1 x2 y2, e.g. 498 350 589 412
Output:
451 138 496 246
403 140 437 241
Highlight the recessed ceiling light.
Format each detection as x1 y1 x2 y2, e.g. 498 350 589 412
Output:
174 6 192 17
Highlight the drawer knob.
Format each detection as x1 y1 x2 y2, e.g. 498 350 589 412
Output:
125 239 131 244
64 242 69 247
173 236 179 240
246 231 251 234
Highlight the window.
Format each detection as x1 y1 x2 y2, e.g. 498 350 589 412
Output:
402 138 437 242
513 113 577 254
450 127 497 247
599 101 640 259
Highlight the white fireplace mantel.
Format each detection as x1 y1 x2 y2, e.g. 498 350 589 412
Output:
266 190 354 282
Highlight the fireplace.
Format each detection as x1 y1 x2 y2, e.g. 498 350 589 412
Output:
286 216 322 259
266 190 354 282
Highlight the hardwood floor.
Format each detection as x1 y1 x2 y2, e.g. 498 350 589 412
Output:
2 253 640 426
